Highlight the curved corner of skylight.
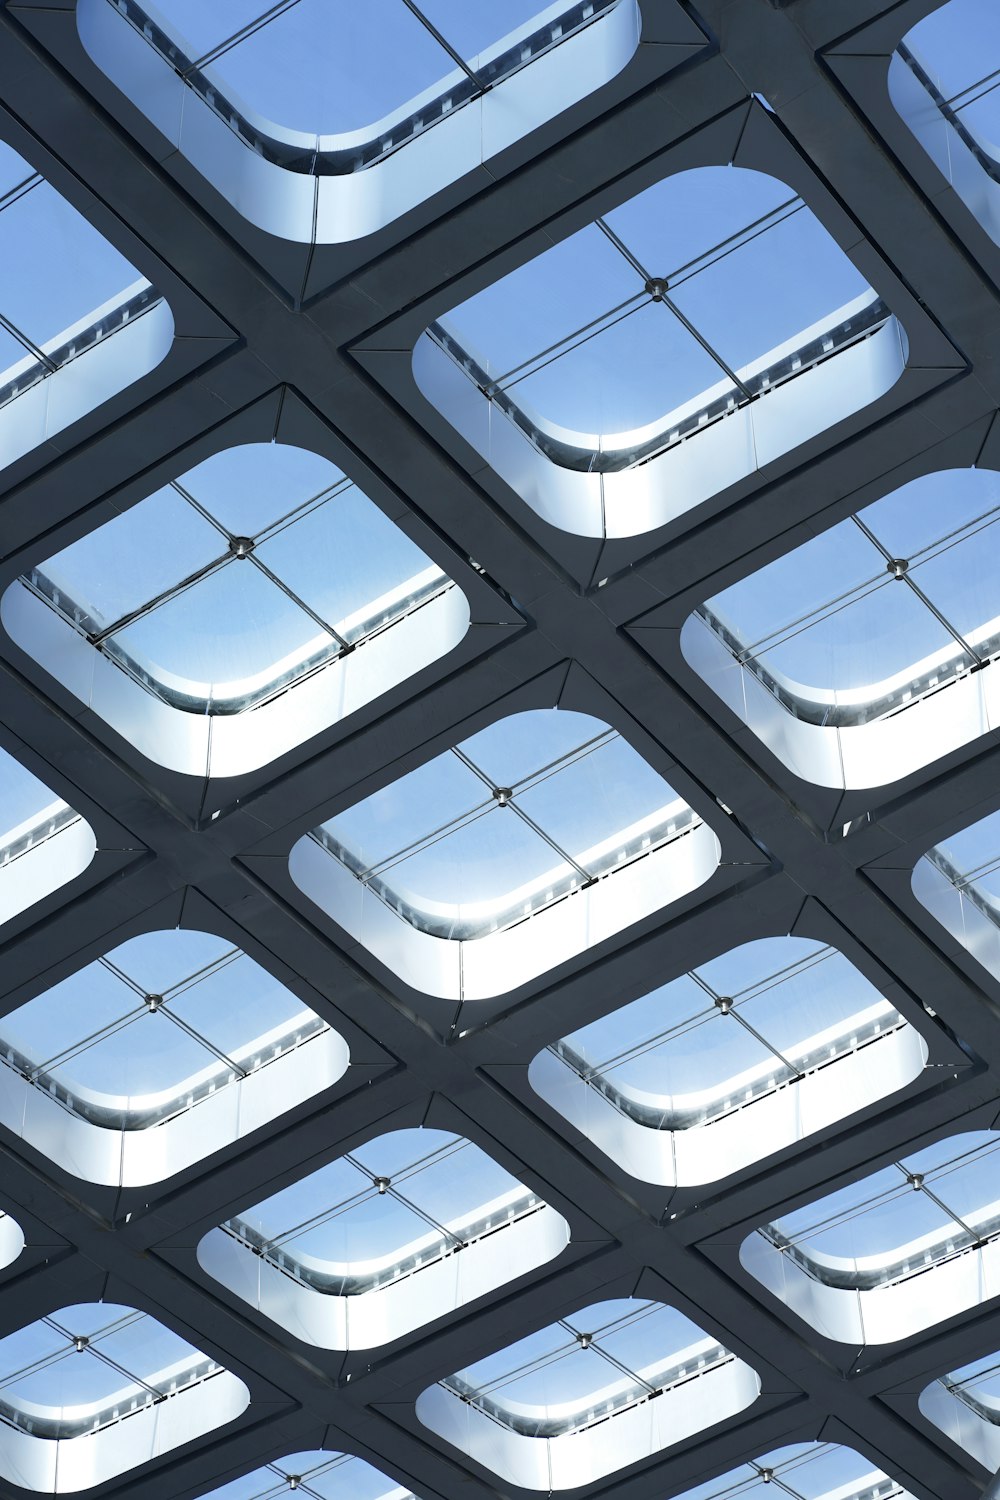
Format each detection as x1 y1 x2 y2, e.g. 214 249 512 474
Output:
76 0 641 246
415 1297 760 1490
288 706 721 1001
1 441 470 780
413 163 906 540
0 927 349 1188
196 1449 419 1500
0 1212 25 1277
529 936 929 1187
890 1 1000 247
0 1302 249 1493
740 1130 1000 1346
663 1442 917 1500
0 138 172 473
0 748 96 928
682 466 1000 791
197 1126 570 1350
919 1349 1000 1474
912 808 1000 986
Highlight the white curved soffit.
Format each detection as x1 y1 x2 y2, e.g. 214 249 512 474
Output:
413 294 908 539
0 809 96 929
528 1015 928 1187
289 815 722 1002
76 0 641 245
1 571 471 780
912 846 1000 986
919 1368 1000 1474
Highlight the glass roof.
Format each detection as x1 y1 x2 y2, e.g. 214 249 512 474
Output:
0 1303 221 1439
432 165 882 470
922 808 1000 920
700 468 1000 727
762 1131 1000 1290
439 1298 732 1438
665 1442 913 1500
0 747 79 867
939 1350 1000 1423
25 442 451 716
137 0 615 167
0 928 330 1130
549 937 903 1128
0 138 156 412
899 1 1000 164
222 1127 546 1295
314 708 697 940
200 1449 417 1500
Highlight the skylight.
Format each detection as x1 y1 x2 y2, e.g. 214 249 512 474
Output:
0 748 96 927
913 809 1000 985
0 1303 249 1492
683 467 1000 789
2 442 470 778
78 0 641 243
920 1349 1000 1474
415 1297 760 1489
197 1127 569 1349
663 1442 915 1500
0 1214 24 1278
0 928 349 1187
891 1 1000 246
415 164 906 537
530 937 928 1185
0 139 172 470
289 707 721 999
197 1449 417 1500
742 1130 1000 1345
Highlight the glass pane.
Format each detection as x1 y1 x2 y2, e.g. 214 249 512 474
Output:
148 0 275 61
0 960 140 1067
179 442 344 539
323 751 490 874
0 751 68 843
172 952 317 1062
460 709 610 789
420 1 558 63
0 141 35 200
110 929 236 997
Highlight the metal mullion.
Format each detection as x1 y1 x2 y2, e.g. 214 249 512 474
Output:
159 947 243 1004
510 729 618 797
90 552 232 645
943 67 1000 111
0 309 56 373
261 1183 377 1252
363 797 495 882
893 1159 989 1244
587 1338 658 1396
664 197 803 291
0 1340 77 1392
251 476 354 546
246 552 352 653
473 1333 581 1399
32 1007 146 1077
400 0 483 90
156 1003 247 1081
505 799 592 884
727 1008 800 1077
388 1137 469 1190
852 515 981 665
98 956 147 1000
343 1152 467 1251
0 173 42 215
736 566 902 661
187 0 302 74
659 287 754 402
578 1007 715 1079
775 1182 908 1252
495 294 649 391
749 1465 802 1500
79 1342 164 1403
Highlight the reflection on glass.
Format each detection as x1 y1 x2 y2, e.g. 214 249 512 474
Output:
440 1299 731 1438
432 165 883 470
0 139 158 412
921 809 1000 933
941 1351 1000 1423
220 1128 546 1295
0 1304 221 1439
761 1131 1000 1290
663 1441 914 1500
0 749 80 869
897 1 1000 176
550 938 904 1128
123 0 618 171
700 468 1000 727
199 1449 418 1500
0 929 330 1130
25 442 452 715
313 708 699 940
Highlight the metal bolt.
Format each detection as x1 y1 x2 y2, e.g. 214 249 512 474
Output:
908 1172 924 1191
73 1335 89 1353
145 994 162 1013
229 536 254 559
715 995 734 1015
645 277 669 301
493 787 513 807
887 557 909 580
576 1332 593 1348
374 1176 391 1195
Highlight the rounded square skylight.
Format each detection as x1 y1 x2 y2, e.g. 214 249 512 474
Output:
741 1130 1000 1345
414 164 906 538
289 706 721 1000
2 442 470 779
77 0 641 243
0 1302 249 1492
415 1296 760 1489
197 1126 570 1349
530 936 928 1186
912 808 1000 986
0 928 349 1187
919 1348 1000 1474
0 138 172 471
683 467 1000 790
660 1442 916 1500
0 748 96 928
195 1448 418 1500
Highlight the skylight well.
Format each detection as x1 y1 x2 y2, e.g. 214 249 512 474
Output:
2 442 470 778
683 467 1000 789
289 707 721 1000
197 1127 569 1349
742 1131 1000 1345
0 928 348 1187
0 139 172 470
891 0 1000 246
416 1297 760 1489
0 749 96 927
0 1303 249 1493
415 164 906 538
530 937 928 1186
77 0 641 243
920 1350 1000 1474
663 1442 915 1500
913 809 1000 985
198 1449 417 1500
